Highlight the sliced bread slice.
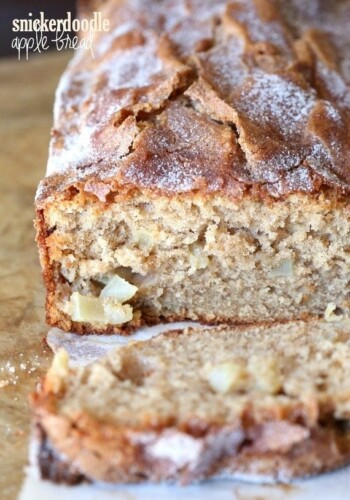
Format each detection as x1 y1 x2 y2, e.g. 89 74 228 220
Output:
31 319 350 485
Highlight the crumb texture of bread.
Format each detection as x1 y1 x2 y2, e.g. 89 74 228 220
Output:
42 191 350 333
32 320 350 484
35 0 350 334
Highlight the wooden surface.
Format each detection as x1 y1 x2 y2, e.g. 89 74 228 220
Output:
0 52 71 500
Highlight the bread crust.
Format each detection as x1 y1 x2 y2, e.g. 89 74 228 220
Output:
36 0 350 207
33 404 350 485
36 429 350 485
44 310 314 337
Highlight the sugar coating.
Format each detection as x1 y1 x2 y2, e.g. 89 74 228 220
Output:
37 0 350 204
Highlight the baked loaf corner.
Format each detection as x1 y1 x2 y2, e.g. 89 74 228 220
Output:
31 319 350 484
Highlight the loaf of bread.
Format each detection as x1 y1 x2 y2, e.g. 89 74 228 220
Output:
31 319 350 484
35 0 350 334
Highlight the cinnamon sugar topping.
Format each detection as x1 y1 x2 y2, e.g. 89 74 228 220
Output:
37 0 350 204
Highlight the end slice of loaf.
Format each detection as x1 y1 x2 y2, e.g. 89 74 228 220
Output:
31 319 350 485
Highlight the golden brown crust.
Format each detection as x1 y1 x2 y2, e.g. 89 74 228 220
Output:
31 392 350 485
37 420 350 484
36 424 350 485
46 307 314 336
36 0 350 208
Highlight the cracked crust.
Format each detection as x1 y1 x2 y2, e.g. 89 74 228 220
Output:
36 0 350 207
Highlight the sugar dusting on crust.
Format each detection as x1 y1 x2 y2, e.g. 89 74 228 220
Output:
224 0 293 56
121 101 245 193
236 72 316 139
37 0 350 204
